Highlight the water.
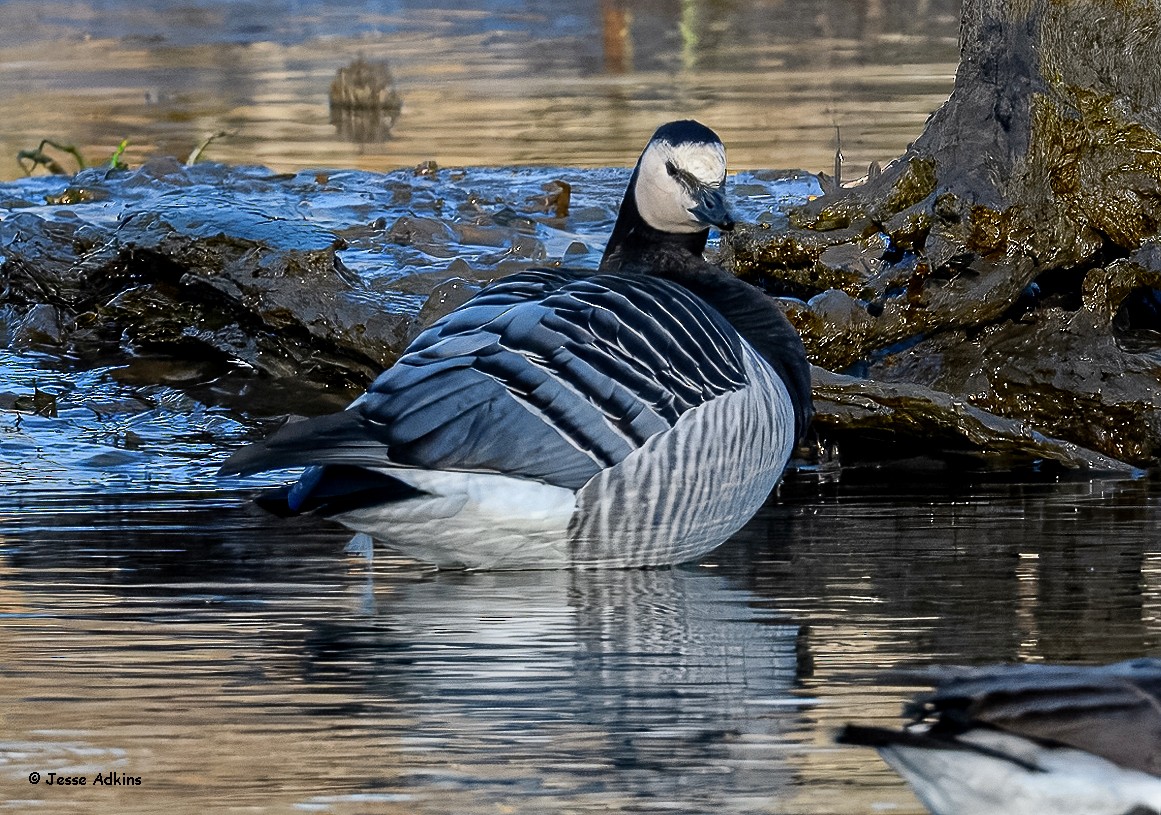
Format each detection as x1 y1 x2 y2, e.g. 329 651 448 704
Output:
0 0 961 179
3 477 1160 813
2 1 1159 812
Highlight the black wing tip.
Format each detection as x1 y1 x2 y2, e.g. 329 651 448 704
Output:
238 467 429 518
216 410 376 478
217 445 260 478
836 724 907 748
253 484 298 516
217 439 292 478
836 723 969 755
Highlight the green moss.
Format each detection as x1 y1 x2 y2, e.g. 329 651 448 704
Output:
1027 87 1161 250
730 231 826 278
45 187 100 206
984 379 1153 466
787 157 937 234
965 205 1014 255
790 205 851 231
877 157 937 219
885 205 933 251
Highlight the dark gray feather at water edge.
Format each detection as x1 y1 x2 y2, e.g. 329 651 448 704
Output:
900 658 1161 776
221 269 750 489
835 723 1043 771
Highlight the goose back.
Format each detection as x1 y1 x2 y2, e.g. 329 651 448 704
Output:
223 269 757 491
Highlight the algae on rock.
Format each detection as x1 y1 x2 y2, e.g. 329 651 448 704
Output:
728 0 1161 469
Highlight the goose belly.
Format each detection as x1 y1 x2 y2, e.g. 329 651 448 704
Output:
327 470 578 570
567 350 795 567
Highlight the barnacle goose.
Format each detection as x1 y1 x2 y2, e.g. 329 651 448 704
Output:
838 659 1161 815
219 120 813 569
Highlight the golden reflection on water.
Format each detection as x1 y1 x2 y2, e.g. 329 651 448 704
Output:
0 499 910 814
3 478 1160 813
0 0 960 181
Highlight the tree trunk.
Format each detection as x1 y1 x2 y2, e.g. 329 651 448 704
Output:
728 0 1161 468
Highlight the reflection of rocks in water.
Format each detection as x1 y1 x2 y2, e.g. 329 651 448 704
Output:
729 475 1160 664
328 57 402 143
839 660 1161 815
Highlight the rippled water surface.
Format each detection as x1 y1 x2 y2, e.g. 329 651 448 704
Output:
0 0 960 179
4 477 1161 814
4 2 1161 813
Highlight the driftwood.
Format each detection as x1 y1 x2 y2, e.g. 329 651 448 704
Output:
726 0 1161 469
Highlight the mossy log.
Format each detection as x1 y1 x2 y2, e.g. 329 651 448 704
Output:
727 0 1161 468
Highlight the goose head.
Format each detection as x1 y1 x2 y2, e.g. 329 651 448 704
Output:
633 120 735 234
600 120 736 271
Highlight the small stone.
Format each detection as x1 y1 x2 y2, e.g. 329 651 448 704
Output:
11 304 65 347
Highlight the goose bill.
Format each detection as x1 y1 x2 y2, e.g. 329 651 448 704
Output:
689 185 736 231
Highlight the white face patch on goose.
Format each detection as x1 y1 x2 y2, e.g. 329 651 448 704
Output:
634 138 727 234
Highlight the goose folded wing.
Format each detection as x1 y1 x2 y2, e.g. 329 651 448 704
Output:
220 269 750 490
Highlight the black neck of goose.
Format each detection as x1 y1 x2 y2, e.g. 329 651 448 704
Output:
597 169 813 443
652 259 816 446
599 176 709 273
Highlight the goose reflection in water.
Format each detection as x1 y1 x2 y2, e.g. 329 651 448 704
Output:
301 566 809 804
839 659 1161 815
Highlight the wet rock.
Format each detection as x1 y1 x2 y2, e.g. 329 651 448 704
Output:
486 234 547 264
812 367 1135 473
10 388 59 418
10 303 66 347
815 238 884 288
1082 247 1161 324
415 277 483 328
727 220 863 299
726 0 1161 468
387 214 458 253
564 241 589 259
871 306 1161 467
795 290 877 370
528 179 571 219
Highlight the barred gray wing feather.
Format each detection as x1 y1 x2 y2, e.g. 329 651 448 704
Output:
916 659 1161 776
222 269 749 490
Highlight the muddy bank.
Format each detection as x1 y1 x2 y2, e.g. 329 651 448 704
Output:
0 152 1143 475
